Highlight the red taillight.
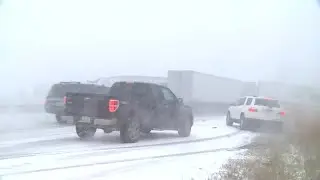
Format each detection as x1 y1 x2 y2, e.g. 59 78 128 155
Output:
63 96 67 104
248 107 258 112
279 111 285 116
108 99 119 112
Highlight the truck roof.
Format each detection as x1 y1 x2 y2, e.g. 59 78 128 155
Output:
243 95 278 101
97 76 168 87
113 81 165 87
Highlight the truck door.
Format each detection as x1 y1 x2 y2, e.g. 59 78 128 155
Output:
151 86 177 128
159 86 179 127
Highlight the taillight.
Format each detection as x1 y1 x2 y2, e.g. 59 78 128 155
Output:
108 99 119 112
63 96 67 104
279 111 285 116
248 107 258 112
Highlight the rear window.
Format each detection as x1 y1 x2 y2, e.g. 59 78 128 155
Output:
47 84 109 98
254 98 280 108
109 82 149 100
245 98 253 105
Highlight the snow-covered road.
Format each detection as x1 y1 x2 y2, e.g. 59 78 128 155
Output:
0 112 257 180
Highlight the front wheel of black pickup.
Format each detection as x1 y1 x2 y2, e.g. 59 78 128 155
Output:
178 117 192 137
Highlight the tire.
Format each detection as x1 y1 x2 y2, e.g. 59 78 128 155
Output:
55 115 66 124
240 114 249 130
140 128 152 134
178 118 192 137
75 123 96 139
226 112 233 126
120 116 141 143
103 128 113 134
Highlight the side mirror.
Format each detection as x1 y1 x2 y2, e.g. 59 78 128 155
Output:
178 98 183 104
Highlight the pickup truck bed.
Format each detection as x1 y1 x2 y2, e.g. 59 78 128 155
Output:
65 92 114 119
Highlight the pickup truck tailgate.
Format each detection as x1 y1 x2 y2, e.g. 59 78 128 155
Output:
65 92 113 119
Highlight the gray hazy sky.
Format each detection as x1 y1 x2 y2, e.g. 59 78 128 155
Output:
0 0 319 92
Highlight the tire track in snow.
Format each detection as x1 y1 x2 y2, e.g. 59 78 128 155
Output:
1 144 246 177
64 130 242 160
0 130 241 160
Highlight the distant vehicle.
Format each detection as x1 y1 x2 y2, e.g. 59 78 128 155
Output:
44 82 110 124
64 81 193 143
226 96 285 130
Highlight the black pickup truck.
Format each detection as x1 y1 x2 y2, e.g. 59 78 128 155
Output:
65 81 193 143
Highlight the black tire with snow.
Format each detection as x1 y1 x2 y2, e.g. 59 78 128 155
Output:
178 117 192 137
75 123 97 139
140 128 152 134
120 116 141 143
55 115 66 124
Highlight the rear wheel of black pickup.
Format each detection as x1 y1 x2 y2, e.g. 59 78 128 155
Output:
56 115 66 124
140 128 152 134
75 123 96 139
120 115 141 143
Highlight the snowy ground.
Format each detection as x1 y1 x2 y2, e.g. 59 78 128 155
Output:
0 112 257 180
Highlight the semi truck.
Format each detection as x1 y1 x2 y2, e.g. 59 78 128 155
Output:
167 70 257 115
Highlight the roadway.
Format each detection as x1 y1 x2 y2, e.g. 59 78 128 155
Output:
0 111 257 180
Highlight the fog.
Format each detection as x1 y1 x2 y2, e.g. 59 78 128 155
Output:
0 0 319 104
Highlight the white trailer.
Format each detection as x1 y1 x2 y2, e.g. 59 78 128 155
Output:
167 70 257 104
